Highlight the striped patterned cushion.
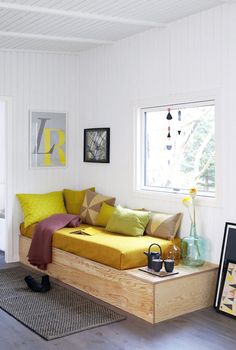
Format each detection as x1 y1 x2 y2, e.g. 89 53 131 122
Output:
80 190 115 225
145 212 182 239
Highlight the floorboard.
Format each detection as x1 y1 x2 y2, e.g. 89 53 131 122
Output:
0 251 235 350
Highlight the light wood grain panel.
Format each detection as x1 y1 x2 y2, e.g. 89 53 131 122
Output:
19 236 154 322
154 269 218 323
19 235 218 324
129 262 218 284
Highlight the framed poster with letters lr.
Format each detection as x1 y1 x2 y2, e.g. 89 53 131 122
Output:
30 111 67 168
84 128 110 163
215 222 236 311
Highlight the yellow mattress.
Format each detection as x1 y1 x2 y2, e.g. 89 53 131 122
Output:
20 223 180 270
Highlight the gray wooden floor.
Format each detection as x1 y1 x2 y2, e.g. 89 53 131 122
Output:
0 251 236 350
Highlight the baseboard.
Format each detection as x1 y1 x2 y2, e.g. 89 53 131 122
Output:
5 254 19 263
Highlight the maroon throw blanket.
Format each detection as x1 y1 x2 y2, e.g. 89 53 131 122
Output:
28 213 82 270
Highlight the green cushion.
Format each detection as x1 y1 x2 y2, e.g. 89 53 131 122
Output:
105 205 150 237
17 191 67 227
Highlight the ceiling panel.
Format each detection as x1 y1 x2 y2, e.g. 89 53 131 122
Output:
0 8 144 41
0 0 224 22
0 0 229 53
0 33 96 52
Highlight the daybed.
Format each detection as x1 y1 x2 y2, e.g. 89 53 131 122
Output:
19 188 209 323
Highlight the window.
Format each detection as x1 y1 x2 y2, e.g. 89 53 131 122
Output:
139 100 215 197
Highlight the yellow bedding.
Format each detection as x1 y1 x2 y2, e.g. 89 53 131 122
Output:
20 223 180 270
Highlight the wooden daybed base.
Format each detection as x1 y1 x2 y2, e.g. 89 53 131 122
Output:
19 235 218 324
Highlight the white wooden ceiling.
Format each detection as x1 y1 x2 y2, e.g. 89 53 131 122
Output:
0 0 231 53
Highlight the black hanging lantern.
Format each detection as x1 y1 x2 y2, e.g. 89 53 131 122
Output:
167 126 171 138
178 110 181 121
177 110 181 135
166 108 172 120
166 126 172 150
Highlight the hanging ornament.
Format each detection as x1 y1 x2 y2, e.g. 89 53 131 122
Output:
166 108 173 120
166 127 172 150
178 110 181 121
167 126 171 138
166 109 172 150
177 110 181 135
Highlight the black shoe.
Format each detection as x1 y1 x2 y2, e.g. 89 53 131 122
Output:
41 275 51 292
24 275 43 293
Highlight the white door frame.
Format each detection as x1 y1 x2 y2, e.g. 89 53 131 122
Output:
1 96 13 262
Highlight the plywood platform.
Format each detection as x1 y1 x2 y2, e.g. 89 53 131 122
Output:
19 235 218 324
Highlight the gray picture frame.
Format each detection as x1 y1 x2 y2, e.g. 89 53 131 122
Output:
29 110 67 168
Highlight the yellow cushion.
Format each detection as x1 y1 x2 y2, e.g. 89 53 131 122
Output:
17 191 67 228
63 187 95 214
20 223 180 270
106 206 150 236
96 202 115 227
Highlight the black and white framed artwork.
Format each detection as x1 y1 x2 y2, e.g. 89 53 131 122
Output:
84 128 110 163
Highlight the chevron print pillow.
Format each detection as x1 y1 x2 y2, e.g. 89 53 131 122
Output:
80 190 115 225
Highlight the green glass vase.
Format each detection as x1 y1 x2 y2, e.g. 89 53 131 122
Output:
181 223 205 266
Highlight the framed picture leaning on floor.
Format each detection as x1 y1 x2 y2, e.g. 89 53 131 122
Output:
215 222 236 312
217 259 236 319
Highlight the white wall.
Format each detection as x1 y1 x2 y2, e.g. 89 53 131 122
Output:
1 3 235 264
0 51 80 261
77 3 235 263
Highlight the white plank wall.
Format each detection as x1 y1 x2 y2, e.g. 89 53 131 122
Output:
76 3 235 264
0 3 235 264
0 50 80 261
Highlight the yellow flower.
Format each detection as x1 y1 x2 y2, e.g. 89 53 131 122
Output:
182 196 192 208
189 188 197 198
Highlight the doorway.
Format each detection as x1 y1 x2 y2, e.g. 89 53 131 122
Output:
0 99 6 256
0 97 12 263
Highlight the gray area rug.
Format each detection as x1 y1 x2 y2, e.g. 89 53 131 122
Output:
0 266 125 340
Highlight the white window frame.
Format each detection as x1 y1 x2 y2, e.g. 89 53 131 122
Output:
133 90 223 207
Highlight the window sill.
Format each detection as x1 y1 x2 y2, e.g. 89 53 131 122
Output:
133 188 221 209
